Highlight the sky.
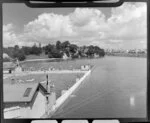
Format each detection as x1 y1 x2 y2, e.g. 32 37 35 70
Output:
3 2 147 50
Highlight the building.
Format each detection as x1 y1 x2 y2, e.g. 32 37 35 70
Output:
3 59 23 74
81 65 90 71
15 59 23 74
62 53 68 60
3 62 16 74
94 53 99 58
4 82 56 118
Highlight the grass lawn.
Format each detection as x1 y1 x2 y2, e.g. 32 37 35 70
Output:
4 73 84 99
26 53 48 60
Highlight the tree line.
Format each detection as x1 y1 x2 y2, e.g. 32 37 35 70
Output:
3 41 105 61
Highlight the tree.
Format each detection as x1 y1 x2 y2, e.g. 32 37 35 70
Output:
44 44 55 55
43 40 105 59
22 46 31 55
86 45 95 57
69 44 78 54
48 48 63 58
48 52 53 58
12 49 26 61
30 44 42 55
14 45 19 50
61 41 70 50
56 41 61 50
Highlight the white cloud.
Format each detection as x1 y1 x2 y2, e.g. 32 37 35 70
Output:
107 2 147 40
3 2 147 49
69 8 105 27
23 13 75 43
3 24 19 47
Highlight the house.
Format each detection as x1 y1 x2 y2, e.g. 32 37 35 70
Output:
62 53 69 60
4 82 56 118
3 62 16 74
3 60 23 74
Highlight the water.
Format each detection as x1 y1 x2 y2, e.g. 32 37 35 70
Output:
52 56 147 118
23 56 147 118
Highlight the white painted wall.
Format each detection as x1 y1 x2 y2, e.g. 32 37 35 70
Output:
3 70 9 74
4 105 33 118
30 91 46 118
4 106 21 118
48 93 56 110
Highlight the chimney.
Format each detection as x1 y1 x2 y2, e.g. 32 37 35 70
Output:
50 83 55 93
46 74 48 92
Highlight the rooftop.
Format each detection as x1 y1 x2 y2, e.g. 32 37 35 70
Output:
4 83 40 103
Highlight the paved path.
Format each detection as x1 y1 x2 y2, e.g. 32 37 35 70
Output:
20 58 61 63
3 70 88 79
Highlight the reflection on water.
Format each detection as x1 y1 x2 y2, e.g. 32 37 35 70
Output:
130 96 135 107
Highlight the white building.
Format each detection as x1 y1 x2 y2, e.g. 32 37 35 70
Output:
4 82 56 118
94 53 99 58
81 65 90 71
62 53 69 60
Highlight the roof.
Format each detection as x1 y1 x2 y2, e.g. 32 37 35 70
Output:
3 83 46 103
40 82 53 92
3 62 16 70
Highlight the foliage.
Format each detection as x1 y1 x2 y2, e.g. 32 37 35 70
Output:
44 41 105 59
48 48 63 58
12 45 26 61
3 41 105 61
30 44 42 55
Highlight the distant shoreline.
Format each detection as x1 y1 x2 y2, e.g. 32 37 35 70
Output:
20 54 146 64
19 57 104 64
106 53 147 58
4 53 146 64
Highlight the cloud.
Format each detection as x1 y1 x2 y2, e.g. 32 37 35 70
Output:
109 2 147 49
3 2 147 49
3 23 38 47
23 13 75 44
3 24 19 47
107 2 146 40
69 8 105 27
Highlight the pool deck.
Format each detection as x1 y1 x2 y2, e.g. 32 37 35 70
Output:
41 70 91 118
3 70 88 79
